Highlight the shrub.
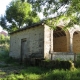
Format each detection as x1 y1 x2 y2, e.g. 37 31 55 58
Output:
0 34 10 44
76 54 80 67
40 60 75 70
1 67 80 80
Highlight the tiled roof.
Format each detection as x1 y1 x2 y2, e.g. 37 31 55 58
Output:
10 22 43 35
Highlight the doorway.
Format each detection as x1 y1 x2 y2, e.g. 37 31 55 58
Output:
53 27 67 52
21 38 27 63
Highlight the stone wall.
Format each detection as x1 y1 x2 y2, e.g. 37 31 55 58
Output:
44 25 53 59
10 25 44 59
50 52 74 61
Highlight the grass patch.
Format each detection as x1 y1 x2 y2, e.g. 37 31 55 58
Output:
0 67 80 80
0 72 6 75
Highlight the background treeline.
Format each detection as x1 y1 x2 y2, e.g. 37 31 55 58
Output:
0 34 10 44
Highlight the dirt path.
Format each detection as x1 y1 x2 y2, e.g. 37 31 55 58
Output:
0 62 25 78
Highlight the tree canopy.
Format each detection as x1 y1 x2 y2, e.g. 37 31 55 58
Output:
26 0 80 29
0 0 40 32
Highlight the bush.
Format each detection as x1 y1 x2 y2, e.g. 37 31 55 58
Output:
1 67 80 80
0 43 17 65
40 60 75 70
0 34 10 44
76 54 80 67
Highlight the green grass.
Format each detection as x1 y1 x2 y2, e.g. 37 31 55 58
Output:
0 67 80 80
0 72 6 75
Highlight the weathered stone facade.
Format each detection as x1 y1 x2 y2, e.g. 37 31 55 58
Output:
10 23 80 61
10 25 44 60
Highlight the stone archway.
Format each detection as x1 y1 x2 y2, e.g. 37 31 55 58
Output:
68 25 80 53
65 30 70 52
73 31 80 53
53 27 68 52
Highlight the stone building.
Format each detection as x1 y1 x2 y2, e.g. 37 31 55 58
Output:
10 22 80 62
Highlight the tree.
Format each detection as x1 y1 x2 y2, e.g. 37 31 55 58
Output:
0 0 40 32
0 34 5 44
26 0 80 28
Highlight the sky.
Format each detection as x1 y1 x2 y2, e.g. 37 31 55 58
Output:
0 0 12 32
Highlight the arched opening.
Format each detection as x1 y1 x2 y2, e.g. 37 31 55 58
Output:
73 31 80 53
53 27 67 52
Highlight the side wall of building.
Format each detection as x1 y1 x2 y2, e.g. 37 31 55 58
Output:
10 25 44 59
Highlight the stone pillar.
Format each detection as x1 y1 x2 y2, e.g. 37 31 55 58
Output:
69 33 73 53
50 29 53 53
66 31 70 52
50 30 53 60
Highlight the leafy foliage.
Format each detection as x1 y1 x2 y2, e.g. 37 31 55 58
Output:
0 0 40 32
0 34 5 44
76 54 80 67
0 34 9 44
26 0 80 28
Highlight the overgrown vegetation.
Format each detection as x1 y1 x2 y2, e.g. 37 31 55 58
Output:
40 60 75 70
0 54 80 80
0 34 9 44
0 66 80 80
0 45 18 66
0 34 9 58
75 54 80 68
0 34 12 64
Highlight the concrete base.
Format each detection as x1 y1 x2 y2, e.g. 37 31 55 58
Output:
50 52 74 61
